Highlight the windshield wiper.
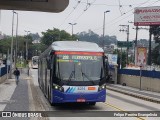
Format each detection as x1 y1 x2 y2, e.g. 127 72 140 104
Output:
57 60 61 81
67 70 75 85
81 72 95 85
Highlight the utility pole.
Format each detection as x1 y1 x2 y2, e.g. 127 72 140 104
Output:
14 11 18 68
128 21 139 64
102 10 110 50
133 27 149 65
119 25 129 65
148 26 152 65
9 10 15 78
24 30 30 62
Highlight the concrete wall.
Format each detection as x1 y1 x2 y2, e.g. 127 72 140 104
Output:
118 74 160 92
0 70 11 84
0 74 7 84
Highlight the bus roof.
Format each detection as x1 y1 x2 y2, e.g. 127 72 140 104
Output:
51 41 104 52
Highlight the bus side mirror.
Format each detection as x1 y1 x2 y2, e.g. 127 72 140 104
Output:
104 57 109 80
104 58 108 69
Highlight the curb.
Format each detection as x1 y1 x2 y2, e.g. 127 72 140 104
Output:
106 86 160 104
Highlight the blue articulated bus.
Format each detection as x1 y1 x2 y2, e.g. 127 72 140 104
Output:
38 41 108 106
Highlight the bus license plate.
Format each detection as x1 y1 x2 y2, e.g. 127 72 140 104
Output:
77 99 85 102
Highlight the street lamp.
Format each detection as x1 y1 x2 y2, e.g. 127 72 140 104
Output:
9 10 16 78
69 23 77 39
24 30 30 62
102 10 110 50
14 11 18 68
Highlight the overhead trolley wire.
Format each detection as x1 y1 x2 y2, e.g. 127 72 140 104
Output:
91 0 152 34
58 0 82 29
108 0 160 37
64 0 97 31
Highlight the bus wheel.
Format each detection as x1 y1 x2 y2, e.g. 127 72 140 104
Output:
89 102 96 106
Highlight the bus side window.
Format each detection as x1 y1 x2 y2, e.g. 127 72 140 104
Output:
47 56 51 69
51 55 55 70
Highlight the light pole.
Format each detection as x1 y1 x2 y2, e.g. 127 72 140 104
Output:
119 25 129 65
128 21 139 64
24 30 30 62
102 10 110 50
69 23 77 39
9 10 15 78
14 11 18 67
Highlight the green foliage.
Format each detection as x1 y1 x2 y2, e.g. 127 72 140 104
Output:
0 35 46 60
77 30 117 46
152 44 160 65
41 28 75 46
30 43 47 57
29 33 40 40
16 58 27 68
116 50 126 68
0 37 11 54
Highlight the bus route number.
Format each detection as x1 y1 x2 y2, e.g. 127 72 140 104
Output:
62 55 69 60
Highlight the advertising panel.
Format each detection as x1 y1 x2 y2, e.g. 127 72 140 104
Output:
134 6 160 26
107 54 117 65
136 47 147 66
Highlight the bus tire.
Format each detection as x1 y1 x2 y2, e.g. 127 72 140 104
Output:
89 102 96 106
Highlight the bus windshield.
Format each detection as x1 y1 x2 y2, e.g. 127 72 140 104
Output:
55 52 105 82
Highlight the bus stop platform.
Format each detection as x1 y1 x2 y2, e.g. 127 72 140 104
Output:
106 84 160 104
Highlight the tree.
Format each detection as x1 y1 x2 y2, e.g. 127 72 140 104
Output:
152 44 160 65
115 49 126 68
41 28 74 46
30 43 47 57
29 33 40 40
76 30 118 46
0 37 11 54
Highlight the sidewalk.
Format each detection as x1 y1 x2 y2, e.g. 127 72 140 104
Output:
0 68 31 114
106 84 160 104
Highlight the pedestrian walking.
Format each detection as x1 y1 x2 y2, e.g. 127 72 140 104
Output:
13 68 20 85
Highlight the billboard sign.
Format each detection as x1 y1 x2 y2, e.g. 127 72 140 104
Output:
136 47 147 66
134 6 160 26
107 54 118 65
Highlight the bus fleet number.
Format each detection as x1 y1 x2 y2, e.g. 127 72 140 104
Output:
77 87 85 90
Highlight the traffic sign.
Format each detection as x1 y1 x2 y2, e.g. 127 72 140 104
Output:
117 41 133 47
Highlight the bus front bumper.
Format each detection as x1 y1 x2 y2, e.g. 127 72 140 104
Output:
51 90 106 103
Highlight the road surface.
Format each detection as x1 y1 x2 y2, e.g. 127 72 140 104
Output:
0 68 159 120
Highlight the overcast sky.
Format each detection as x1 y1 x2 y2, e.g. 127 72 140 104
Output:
0 0 160 41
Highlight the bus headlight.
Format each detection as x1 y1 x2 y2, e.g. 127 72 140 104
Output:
53 84 64 92
98 84 106 91
55 85 58 89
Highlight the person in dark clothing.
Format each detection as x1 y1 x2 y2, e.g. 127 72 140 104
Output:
14 68 20 85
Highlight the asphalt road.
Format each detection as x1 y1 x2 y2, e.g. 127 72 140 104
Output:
30 69 160 120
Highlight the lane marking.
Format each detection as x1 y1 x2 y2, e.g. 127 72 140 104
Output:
104 102 146 120
104 102 125 111
106 87 160 104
